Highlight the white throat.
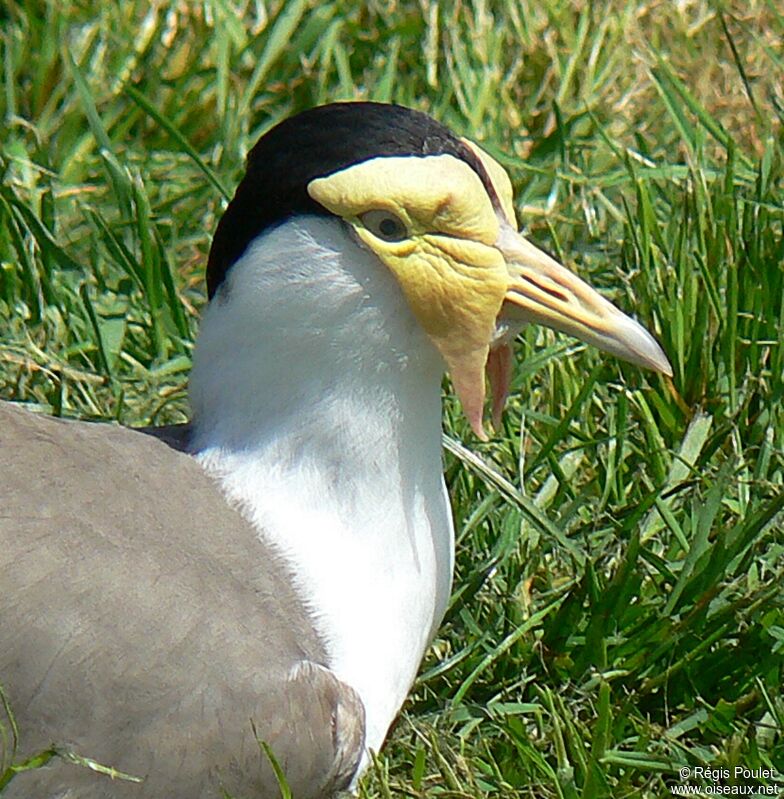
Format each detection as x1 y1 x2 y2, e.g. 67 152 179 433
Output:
188 217 455 756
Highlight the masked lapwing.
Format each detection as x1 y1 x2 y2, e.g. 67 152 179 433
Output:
0 102 671 798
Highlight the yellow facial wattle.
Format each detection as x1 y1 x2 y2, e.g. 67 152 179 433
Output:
308 154 509 439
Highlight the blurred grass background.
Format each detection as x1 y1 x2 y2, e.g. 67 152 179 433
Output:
1 1 783 796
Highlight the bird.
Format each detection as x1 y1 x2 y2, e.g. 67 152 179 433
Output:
0 101 672 798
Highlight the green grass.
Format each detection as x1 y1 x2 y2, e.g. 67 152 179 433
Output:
1 1 783 796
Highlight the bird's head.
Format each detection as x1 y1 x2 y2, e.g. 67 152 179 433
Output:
206 102 671 439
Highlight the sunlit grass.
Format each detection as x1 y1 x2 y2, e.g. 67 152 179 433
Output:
1 1 782 796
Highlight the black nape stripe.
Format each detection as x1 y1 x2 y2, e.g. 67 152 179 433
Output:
206 102 499 299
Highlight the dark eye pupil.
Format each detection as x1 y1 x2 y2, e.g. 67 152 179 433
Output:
379 217 400 237
359 209 407 241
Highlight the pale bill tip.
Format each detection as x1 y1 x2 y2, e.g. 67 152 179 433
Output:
611 310 673 377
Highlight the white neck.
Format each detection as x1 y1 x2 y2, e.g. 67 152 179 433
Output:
188 217 455 756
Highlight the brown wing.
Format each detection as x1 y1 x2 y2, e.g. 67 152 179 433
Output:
0 402 365 798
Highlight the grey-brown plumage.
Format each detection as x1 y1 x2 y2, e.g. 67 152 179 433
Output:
0 402 364 798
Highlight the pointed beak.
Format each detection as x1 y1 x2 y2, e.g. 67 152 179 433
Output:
483 225 672 430
495 225 672 374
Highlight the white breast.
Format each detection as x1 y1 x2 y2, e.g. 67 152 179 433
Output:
189 217 455 757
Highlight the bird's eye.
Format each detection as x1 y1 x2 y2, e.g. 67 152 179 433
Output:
358 210 408 242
